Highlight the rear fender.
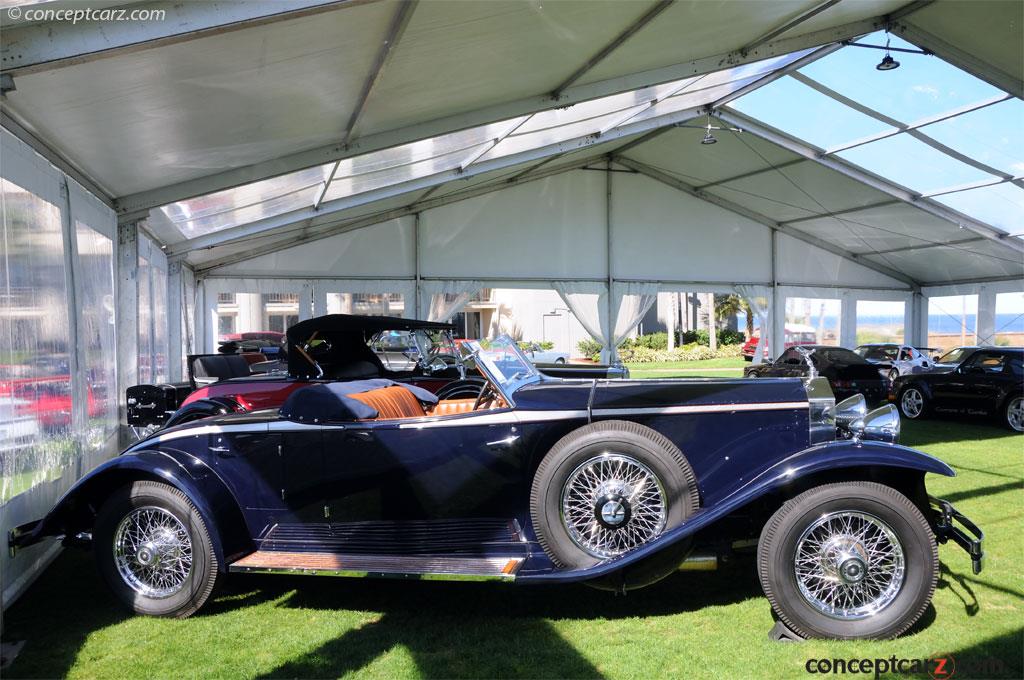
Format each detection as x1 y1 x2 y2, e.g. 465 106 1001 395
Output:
518 440 954 584
9 449 252 570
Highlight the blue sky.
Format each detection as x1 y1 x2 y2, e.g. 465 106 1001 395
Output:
730 31 1024 235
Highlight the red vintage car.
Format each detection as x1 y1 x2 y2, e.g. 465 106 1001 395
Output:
1 376 103 430
742 324 819 361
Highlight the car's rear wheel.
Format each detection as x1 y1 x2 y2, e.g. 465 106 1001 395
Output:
758 482 937 639
94 481 219 618
530 420 699 589
897 386 928 420
1004 396 1023 432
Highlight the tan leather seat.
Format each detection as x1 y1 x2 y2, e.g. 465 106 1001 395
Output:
429 398 478 417
348 386 427 420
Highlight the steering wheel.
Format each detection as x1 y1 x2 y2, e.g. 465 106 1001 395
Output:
472 380 496 411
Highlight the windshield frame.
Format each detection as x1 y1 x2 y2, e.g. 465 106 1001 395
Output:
462 335 541 404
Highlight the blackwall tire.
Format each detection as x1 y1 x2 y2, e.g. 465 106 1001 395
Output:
897 386 928 420
530 420 699 586
757 482 937 640
94 481 220 618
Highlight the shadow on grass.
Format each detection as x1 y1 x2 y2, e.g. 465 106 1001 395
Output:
2 547 129 678
940 479 1024 505
900 419 1017 449
4 548 765 679
944 626 1024 680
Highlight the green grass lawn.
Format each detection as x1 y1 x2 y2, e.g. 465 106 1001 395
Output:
627 357 747 379
4 420 1022 679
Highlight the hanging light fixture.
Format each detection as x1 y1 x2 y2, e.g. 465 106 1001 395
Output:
674 112 742 146
701 115 717 145
876 37 900 71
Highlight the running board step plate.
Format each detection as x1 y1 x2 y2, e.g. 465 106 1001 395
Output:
229 551 523 581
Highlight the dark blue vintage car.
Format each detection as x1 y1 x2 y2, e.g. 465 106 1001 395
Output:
10 335 982 640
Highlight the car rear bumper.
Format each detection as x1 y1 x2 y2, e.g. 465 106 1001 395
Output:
930 495 984 574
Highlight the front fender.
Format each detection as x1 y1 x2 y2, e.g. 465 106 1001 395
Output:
9 449 252 570
519 440 953 584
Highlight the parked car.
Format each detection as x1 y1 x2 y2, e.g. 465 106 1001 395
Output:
744 345 888 404
853 344 938 383
12 335 982 641
742 324 817 361
891 347 1023 431
930 346 980 373
520 342 569 364
127 316 476 432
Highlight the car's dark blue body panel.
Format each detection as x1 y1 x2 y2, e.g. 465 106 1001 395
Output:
12 376 956 583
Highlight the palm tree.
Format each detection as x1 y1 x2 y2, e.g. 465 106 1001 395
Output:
715 294 754 338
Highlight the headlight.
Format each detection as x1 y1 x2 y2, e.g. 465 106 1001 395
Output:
827 394 867 433
848 404 901 444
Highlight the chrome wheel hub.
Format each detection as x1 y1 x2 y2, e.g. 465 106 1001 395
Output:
561 454 667 559
114 507 193 599
794 511 905 620
901 389 923 418
1008 398 1023 432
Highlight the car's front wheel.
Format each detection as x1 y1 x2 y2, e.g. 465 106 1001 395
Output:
897 385 928 420
1005 396 1024 432
758 482 937 639
94 481 220 618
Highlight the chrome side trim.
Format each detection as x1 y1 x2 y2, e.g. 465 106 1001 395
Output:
591 402 808 417
228 565 518 582
145 402 807 442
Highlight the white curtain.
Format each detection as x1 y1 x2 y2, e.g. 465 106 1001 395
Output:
552 281 611 362
419 280 483 322
736 284 772 365
612 282 659 351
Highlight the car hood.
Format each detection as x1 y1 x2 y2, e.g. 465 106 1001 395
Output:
512 377 809 412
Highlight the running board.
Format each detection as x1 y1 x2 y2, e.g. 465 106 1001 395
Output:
229 551 523 581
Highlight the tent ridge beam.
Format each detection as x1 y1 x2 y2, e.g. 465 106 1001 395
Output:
342 0 418 145
715 109 1024 256
112 11 910 215
0 0 359 77
711 44 841 110
613 155 919 290
551 0 675 98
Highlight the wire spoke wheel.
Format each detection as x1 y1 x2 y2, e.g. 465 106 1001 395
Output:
794 511 905 620
901 389 923 418
113 506 193 599
560 454 668 559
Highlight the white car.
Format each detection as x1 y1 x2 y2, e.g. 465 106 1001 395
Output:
521 342 569 364
853 344 938 383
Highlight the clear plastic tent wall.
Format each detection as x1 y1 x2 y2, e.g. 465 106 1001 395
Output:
1 129 120 603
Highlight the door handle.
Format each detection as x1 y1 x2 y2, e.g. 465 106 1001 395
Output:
486 435 520 450
209 446 232 456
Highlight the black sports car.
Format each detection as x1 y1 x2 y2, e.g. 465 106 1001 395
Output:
891 347 1023 432
744 345 888 404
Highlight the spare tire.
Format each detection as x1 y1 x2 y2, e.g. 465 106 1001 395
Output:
530 420 700 586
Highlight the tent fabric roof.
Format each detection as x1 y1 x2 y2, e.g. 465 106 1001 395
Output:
1 0 1021 288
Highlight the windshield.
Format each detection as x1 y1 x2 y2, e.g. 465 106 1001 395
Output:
854 345 898 361
462 335 540 398
936 347 973 365
369 329 459 372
